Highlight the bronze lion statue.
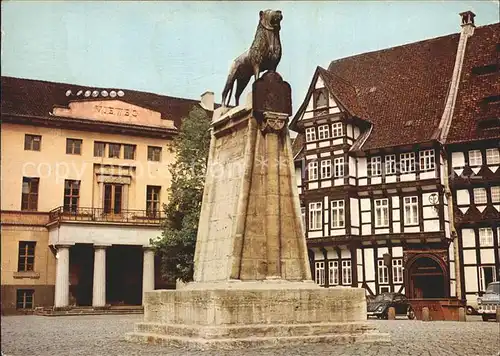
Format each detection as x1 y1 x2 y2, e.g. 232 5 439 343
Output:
222 9 283 107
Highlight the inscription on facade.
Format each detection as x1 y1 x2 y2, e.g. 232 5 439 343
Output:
94 105 138 117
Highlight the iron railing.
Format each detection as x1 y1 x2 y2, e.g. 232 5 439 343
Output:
48 206 163 225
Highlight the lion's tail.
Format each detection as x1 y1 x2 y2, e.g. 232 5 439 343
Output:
222 61 237 107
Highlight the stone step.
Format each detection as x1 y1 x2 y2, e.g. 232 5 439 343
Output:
34 307 143 317
134 321 378 339
124 331 391 350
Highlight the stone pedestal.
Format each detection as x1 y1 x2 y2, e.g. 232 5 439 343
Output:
126 72 389 349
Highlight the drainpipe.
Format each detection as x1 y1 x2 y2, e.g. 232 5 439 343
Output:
441 147 462 301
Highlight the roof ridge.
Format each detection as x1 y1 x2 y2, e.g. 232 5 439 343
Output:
1 75 201 103
328 22 499 69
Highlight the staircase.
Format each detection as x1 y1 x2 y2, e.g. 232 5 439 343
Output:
34 305 143 316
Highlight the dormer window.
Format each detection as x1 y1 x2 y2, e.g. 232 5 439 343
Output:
469 150 482 166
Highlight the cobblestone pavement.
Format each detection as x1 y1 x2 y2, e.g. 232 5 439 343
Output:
1 314 499 356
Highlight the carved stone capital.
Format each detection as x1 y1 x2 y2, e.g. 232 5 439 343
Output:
260 111 288 134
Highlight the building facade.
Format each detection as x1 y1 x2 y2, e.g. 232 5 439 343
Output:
1 76 214 313
290 12 499 309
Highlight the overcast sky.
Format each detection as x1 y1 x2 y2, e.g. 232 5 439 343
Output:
2 1 499 111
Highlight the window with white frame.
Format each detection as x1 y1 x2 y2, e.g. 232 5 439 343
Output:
392 259 403 283
320 160 332 179
403 196 419 225
468 150 482 166
491 186 500 203
385 155 396 175
318 125 330 140
315 261 325 286
331 200 345 228
342 260 352 285
377 260 389 284
301 207 306 230
479 266 497 291
370 156 382 176
305 127 316 142
400 152 415 173
309 202 322 230
308 161 318 180
486 148 499 165
334 157 344 177
473 188 487 204
479 228 494 246
374 199 389 227
332 122 343 137
419 150 435 171
328 261 339 286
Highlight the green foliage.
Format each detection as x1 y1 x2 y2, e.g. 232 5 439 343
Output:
151 105 211 283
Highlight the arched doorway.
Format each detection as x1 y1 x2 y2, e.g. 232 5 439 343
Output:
406 255 448 299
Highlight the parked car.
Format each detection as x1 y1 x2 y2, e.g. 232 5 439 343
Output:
477 281 500 321
367 292 415 320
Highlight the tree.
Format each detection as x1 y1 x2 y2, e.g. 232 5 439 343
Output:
152 105 211 283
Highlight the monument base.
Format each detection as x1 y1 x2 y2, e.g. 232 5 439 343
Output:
125 283 390 349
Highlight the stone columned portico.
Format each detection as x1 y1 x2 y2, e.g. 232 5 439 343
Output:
125 72 389 349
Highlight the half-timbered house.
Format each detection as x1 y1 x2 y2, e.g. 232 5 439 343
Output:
290 12 499 309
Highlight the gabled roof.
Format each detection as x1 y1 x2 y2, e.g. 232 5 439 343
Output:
326 31 462 150
446 23 500 144
1 76 216 130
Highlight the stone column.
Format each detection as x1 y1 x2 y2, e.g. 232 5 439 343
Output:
54 245 71 308
142 247 155 305
92 245 108 307
261 111 288 279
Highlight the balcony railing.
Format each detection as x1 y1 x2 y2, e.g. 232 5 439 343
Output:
48 206 163 226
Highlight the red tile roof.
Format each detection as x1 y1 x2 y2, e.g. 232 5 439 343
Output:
446 23 500 144
1 76 215 130
325 32 462 150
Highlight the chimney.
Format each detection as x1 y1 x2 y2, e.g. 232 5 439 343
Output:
459 11 475 28
200 91 214 111
435 10 476 143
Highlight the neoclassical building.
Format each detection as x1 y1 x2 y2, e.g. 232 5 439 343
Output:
1 76 215 313
291 12 499 309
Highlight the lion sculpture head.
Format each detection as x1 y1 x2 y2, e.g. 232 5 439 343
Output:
259 9 283 31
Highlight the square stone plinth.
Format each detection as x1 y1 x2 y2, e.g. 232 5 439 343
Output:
125 283 390 349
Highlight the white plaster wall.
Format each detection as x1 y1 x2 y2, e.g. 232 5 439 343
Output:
350 198 359 226
326 249 338 259
393 223 401 233
464 266 478 292
360 198 370 211
308 182 318 190
462 229 475 248
423 219 440 232
306 143 316 150
319 141 330 148
371 177 382 185
392 196 400 208
341 249 351 258
353 127 360 139
308 231 323 239
362 224 372 235
351 227 359 235
346 124 353 138
377 247 388 257
375 228 390 235
49 224 159 246
364 248 375 281
332 138 343 145
481 249 495 264
456 190 470 205
392 246 403 257
420 171 436 180
361 212 371 223
400 173 416 181
315 76 324 89
331 229 346 236
349 157 357 177
386 175 396 183
358 158 367 178
393 209 400 221
452 152 465 167
463 249 477 265
404 226 420 233
320 181 332 188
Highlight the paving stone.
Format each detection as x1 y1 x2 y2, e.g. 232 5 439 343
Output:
1 315 499 356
